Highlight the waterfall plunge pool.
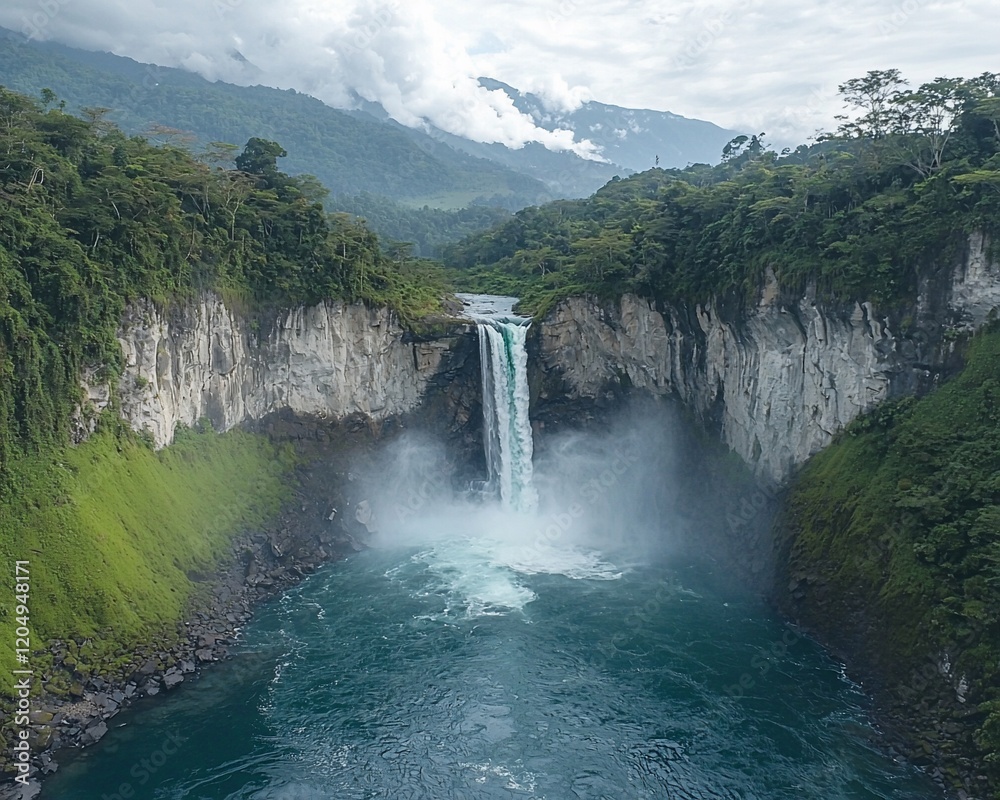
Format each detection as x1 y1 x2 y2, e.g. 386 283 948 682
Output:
43 294 941 799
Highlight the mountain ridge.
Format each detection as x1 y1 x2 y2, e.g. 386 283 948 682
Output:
476 76 739 172
0 29 736 205
0 29 551 208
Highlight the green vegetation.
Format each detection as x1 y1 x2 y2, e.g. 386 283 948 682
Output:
0 83 450 699
0 33 551 207
0 423 295 696
335 193 511 258
443 71 1000 787
447 71 1000 316
0 85 448 482
780 329 1000 788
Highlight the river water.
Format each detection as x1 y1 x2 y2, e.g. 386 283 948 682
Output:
44 535 937 799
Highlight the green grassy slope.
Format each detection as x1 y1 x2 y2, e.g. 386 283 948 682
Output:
0 424 295 697
778 329 1000 790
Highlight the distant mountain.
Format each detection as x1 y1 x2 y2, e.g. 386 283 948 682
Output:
0 30 551 209
350 81 741 199
332 96 618 200
0 30 741 252
477 78 739 173
404 128 628 200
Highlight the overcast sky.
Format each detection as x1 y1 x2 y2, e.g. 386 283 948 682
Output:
2 0 997 156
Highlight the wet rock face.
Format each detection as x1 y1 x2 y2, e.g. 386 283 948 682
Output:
113 296 473 449
408 325 487 478
534 235 1000 484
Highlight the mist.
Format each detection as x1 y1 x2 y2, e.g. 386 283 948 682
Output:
340 402 707 622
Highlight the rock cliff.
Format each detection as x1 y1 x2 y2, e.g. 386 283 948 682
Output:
535 234 1000 483
102 235 999 484
114 296 469 448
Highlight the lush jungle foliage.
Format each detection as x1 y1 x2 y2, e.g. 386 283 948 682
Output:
447 71 1000 316
0 84 452 704
0 85 447 484
445 71 1000 790
780 328 1000 790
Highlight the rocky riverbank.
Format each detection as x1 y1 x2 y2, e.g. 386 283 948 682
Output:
0 413 395 799
773 521 991 800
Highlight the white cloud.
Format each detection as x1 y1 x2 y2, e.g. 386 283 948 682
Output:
427 0 999 144
524 75 592 114
318 1 604 157
1 0 996 148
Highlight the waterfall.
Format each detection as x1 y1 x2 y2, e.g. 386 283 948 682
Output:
460 294 537 512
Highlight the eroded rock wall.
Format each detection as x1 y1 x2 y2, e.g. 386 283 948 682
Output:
536 234 1000 483
116 296 467 447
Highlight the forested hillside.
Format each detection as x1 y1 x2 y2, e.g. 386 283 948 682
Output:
447 71 1000 316
0 85 446 481
0 31 551 208
778 328 1000 791
0 85 455 696
0 32 562 254
446 73 1000 792
334 194 512 258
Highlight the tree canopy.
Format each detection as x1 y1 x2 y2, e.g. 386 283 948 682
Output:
447 71 1000 317
0 86 447 482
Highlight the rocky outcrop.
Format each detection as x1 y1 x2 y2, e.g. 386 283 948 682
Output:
115 296 470 447
535 234 1000 484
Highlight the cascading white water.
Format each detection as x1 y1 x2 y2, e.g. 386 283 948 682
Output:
459 294 537 512
480 320 537 511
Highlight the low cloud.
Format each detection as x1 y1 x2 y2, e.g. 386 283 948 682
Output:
321 2 603 157
525 75 593 115
1 0 995 150
1 0 604 159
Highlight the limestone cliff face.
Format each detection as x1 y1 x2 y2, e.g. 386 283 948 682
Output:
116 296 464 447
536 234 1000 484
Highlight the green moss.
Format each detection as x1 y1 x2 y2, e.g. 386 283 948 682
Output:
0 423 295 696
780 328 1000 788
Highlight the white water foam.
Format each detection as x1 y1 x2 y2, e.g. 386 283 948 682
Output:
376 505 621 620
368 295 625 620
459 760 538 792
